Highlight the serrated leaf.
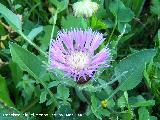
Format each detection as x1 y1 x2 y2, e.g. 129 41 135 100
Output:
48 81 60 88
40 91 47 103
61 15 87 29
0 3 22 32
0 76 14 107
56 84 69 101
9 43 45 79
27 26 43 41
115 49 156 91
55 105 76 120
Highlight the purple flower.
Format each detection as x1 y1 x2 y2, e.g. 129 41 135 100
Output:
49 28 110 84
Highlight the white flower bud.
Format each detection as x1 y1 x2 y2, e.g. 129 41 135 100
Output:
73 0 99 18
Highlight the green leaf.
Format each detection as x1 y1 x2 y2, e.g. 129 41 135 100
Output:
117 95 126 108
131 100 155 107
109 0 125 15
75 88 88 102
129 95 155 107
150 0 160 17
91 95 98 109
150 116 158 120
38 25 59 51
158 29 160 40
99 108 110 117
39 91 48 103
138 107 150 120
91 95 102 120
27 26 43 41
17 75 35 105
118 22 131 34
0 76 14 107
0 24 7 36
50 68 76 87
48 81 60 88
95 3 106 19
121 110 132 120
61 15 88 29
57 0 68 12
105 19 114 28
115 49 156 91
122 0 145 17
9 61 23 86
9 43 45 79
55 105 76 120
50 0 68 12
9 61 23 105
0 3 22 32
56 84 69 101
109 0 134 22
117 8 134 22
91 16 107 30
0 102 26 120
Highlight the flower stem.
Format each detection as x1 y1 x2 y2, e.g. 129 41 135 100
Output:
48 10 58 63
107 17 117 43
50 10 58 43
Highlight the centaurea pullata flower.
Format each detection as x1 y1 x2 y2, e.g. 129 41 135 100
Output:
49 28 110 84
73 0 99 18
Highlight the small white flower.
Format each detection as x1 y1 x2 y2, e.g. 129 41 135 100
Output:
73 0 99 18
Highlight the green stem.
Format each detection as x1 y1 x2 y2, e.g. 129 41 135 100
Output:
48 10 58 63
124 91 133 118
107 17 117 43
20 32 47 57
50 10 58 43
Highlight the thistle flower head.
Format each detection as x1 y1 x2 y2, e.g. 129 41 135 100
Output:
49 28 110 84
73 0 99 18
